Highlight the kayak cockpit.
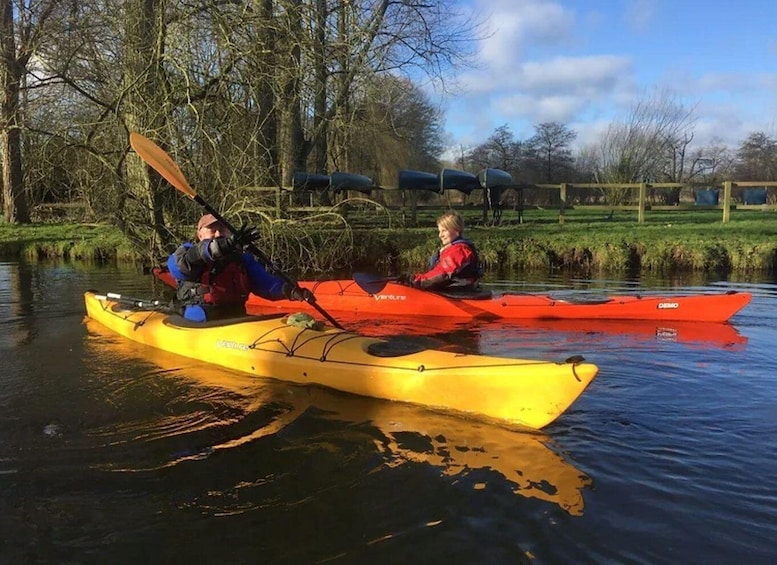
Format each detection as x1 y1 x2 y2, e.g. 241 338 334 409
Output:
162 313 287 328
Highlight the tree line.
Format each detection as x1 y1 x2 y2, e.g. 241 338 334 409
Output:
458 91 777 201
1 1 775 260
1 0 476 258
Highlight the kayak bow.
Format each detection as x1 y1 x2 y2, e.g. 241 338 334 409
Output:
84 291 598 429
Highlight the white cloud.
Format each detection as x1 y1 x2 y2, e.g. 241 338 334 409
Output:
474 0 575 71
458 53 632 98
521 55 633 95
442 0 777 155
451 53 635 140
495 93 588 123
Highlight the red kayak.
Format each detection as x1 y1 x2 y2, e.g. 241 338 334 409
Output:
152 267 751 323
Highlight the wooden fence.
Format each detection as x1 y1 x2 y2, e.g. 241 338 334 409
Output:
533 180 777 224
242 180 777 225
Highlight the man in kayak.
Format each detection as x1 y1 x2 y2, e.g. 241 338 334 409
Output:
167 214 312 321
399 211 483 291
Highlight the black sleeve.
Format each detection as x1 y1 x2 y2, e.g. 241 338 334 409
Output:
173 242 210 280
415 272 448 289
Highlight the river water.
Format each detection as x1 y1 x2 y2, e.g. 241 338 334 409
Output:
1 260 775 564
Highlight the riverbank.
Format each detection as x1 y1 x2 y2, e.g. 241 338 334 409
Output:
2 208 776 274
0 223 138 263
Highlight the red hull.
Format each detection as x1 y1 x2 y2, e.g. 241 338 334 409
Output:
152 268 751 323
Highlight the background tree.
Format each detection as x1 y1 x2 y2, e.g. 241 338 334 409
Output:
8 0 478 257
588 89 696 205
0 0 62 223
735 131 777 180
465 124 521 172
695 140 736 184
523 121 577 183
462 124 522 213
348 76 443 184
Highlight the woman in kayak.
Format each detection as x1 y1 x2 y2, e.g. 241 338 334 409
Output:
167 214 312 321
400 211 483 291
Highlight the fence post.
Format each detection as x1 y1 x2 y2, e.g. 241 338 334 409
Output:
275 187 281 219
722 181 732 223
559 183 567 225
638 183 647 224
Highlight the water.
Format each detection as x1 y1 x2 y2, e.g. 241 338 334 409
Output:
1 260 776 564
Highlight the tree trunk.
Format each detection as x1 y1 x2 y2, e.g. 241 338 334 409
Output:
0 0 30 224
253 0 279 187
277 0 307 186
311 0 328 174
121 0 171 258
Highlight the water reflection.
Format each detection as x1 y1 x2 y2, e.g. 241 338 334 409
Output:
84 318 592 515
0 261 37 347
344 315 747 354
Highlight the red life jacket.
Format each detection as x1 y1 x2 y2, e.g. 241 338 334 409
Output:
178 259 251 306
416 238 482 288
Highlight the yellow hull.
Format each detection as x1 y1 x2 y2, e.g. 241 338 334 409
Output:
83 292 598 429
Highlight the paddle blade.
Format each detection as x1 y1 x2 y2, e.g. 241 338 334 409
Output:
129 132 196 199
353 272 397 295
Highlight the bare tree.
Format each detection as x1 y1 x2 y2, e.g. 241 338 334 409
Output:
735 131 777 181
274 0 480 183
524 121 577 183
465 124 521 172
696 140 736 184
590 89 696 204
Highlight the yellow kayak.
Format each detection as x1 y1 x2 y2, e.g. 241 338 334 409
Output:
83 291 598 429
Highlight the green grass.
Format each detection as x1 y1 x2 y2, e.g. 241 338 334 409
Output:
353 207 777 274
0 223 138 262
2 207 776 274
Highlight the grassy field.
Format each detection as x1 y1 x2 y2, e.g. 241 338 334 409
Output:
1 207 776 274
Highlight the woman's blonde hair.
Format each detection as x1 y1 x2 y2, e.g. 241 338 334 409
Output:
436 211 464 233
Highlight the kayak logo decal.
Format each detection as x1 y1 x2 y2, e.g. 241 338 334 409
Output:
373 294 407 302
657 302 680 309
216 340 250 351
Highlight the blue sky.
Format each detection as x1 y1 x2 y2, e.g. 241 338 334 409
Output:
440 0 777 154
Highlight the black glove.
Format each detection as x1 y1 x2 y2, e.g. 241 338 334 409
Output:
284 284 314 302
210 224 260 259
229 224 261 250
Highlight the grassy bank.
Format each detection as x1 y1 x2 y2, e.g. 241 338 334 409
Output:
0 223 138 262
1 208 776 274
352 208 777 274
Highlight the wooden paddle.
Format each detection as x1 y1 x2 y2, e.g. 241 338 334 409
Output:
129 132 344 330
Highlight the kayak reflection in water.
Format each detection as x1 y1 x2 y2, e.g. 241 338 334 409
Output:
167 213 312 321
397 211 484 292
83 321 592 516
